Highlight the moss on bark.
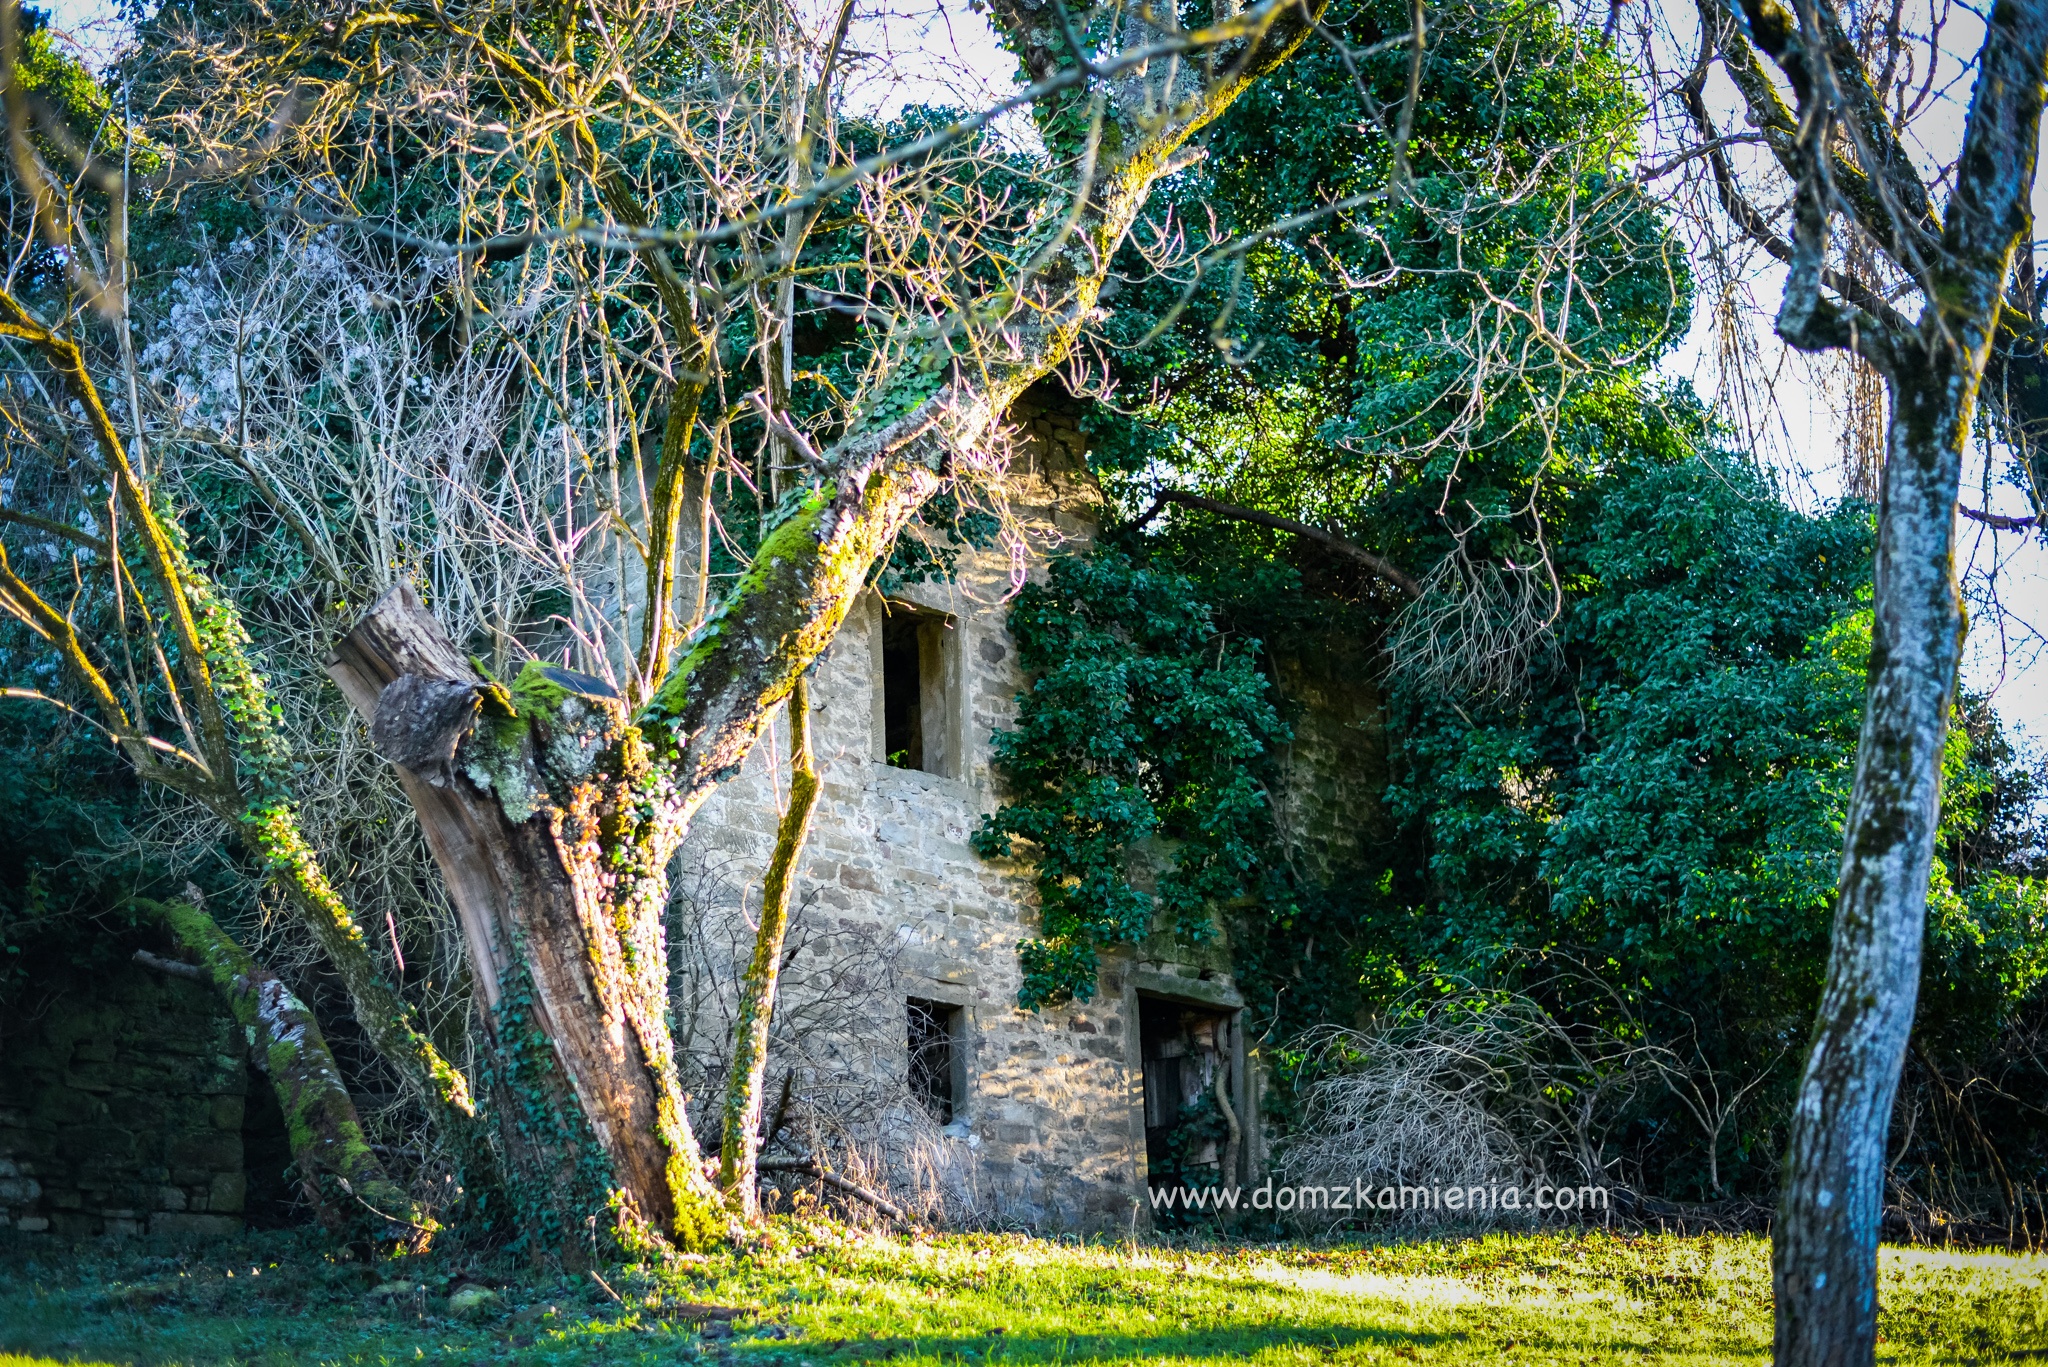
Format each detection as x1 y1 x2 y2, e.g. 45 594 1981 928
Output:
149 897 429 1247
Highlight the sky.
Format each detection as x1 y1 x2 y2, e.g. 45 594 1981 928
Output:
36 0 2048 753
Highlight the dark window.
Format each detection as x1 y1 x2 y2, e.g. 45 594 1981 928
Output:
882 611 925 771
907 997 962 1122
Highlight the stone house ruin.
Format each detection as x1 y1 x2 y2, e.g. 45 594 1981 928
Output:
671 387 1357 1232
0 387 1381 1241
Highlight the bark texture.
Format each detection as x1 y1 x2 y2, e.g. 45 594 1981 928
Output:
328 583 723 1246
718 676 821 1217
150 897 425 1244
1731 0 2048 1361
1773 358 1964 1366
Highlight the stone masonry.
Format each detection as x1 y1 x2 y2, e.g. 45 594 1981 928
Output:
0 955 267 1240
674 385 1260 1232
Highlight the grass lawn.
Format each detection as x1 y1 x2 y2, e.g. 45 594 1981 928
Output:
1 1226 2045 1365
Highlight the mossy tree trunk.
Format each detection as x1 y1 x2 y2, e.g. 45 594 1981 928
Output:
151 897 427 1246
718 676 821 1218
328 590 728 1246
326 0 1325 1246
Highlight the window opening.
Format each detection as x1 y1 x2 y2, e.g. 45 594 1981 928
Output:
907 997 962 1123
882 610 925 771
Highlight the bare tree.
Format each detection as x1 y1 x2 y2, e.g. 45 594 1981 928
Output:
1639 0 2048 1358
44 0 1340 1244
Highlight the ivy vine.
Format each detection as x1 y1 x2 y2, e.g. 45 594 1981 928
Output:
973 550 1288 1009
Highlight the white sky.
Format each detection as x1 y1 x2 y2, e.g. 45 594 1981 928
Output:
40 0 2048 753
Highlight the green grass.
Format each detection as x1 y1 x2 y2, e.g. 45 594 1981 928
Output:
2 1226 2046 1365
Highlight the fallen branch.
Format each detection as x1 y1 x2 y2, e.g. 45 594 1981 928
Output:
755 1156 914 1225
140 892 430 1247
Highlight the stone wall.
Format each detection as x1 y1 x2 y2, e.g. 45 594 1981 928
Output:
0 955 282 1240
1270 640 1393 884
673 384 1262 1232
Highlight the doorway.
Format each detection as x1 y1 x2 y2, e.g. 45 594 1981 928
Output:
1137 995 1240 1195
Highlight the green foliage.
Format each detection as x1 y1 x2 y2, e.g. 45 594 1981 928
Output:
1096 0 1685 558
999 0 2048 1206
973 551 1288 1009
1399 451 1872 970
15 11 108 133
1147 441 2046 1200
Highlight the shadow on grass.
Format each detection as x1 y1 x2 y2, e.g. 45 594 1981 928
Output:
733 1323 1469 1364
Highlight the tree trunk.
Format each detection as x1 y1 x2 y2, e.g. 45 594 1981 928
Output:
327 584 725 1248
1772 357 1966 1364
149 896 427 1246
719 676 821 1218
1724 0 2048 1357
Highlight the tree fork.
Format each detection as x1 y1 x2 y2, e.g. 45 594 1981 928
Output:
328 583 726 1245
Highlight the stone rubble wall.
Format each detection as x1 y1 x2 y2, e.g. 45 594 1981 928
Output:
674 384 1228 1232
1269 643 1393 886
0 957 255 1239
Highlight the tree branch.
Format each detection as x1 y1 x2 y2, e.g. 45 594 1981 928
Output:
637 0 1330 814
1133 489 1421 598
1935 0 2048 343
1675 49 1910 338
1721 0 1910 369
149 893 428 1246
0 290 236 783
755 1155 914 1225
1959 504 2040 532
1702 0 1940 273
0 505 106 554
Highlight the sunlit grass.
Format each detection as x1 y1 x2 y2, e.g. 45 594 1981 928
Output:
1 1227 2044 1365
